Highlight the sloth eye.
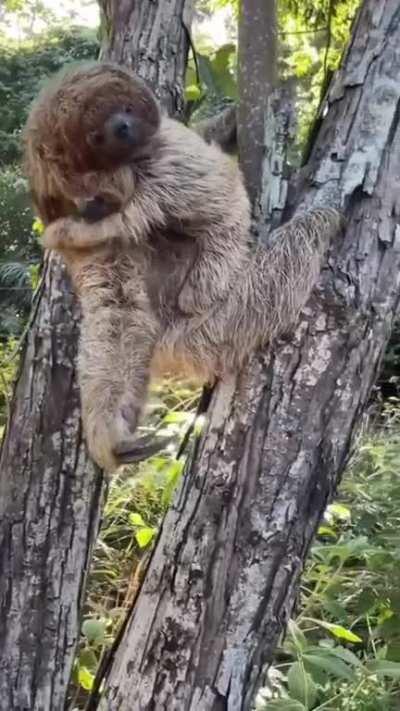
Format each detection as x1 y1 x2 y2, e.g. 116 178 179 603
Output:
90 131 104 145
125 106 133 113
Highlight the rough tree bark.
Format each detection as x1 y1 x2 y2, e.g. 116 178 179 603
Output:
93 1 400 709
99 0 192 118
0 2 192 710
237 0 277 203
0 258 104 711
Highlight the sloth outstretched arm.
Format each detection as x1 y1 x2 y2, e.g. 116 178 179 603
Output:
245 208 344 347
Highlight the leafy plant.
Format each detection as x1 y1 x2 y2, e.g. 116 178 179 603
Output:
0 26 98 164
256 406 400 710
0 336 18 432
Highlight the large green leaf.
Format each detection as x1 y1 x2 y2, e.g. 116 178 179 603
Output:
366 660 400 679
303 653 355 682
287 662 317 709
210 43 237 98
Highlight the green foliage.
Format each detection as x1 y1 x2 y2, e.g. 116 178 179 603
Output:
0 167 40 337
278 0 360 160
190 0 359 161
186 41 237 123
0 337 18 433
0 27 98 164
256 406 400 710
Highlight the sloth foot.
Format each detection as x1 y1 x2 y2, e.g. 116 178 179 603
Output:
113 433 173 464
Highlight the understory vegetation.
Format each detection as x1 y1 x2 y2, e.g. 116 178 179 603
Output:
69 402 400 711
0 1 399 709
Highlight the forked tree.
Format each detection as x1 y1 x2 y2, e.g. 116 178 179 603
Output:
93 0 400 708
1 0 400 710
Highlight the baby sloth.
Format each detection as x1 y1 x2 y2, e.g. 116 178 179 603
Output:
23 62 342 472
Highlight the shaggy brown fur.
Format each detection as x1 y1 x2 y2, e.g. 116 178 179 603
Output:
23 62 342 472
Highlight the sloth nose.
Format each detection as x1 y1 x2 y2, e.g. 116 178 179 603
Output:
108 112 135 142
115 119 131 139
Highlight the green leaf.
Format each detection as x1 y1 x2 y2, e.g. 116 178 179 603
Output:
79 648 98 671
386 642 400 662
317 525 337 538
185 84 202 101
287 619 308 652
196 54 217 93
311 619 362 643
78 666 95 691
287 662 317 709
303 653 355 681
163 411 192 424
328 503 351 520
366 660 400 678
211 43 237 98
379 614 400 640
162 460 184 507
308 645 362 668
264 700 306 711
81 618 106 643
322 598 348 620
136 527 157 549
32 218 44 235
129 512 146 527
356 589 377 614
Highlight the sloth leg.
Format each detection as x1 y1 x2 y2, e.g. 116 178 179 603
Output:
252 207 343 339
78 300 160 473
174 208 343 376
224 207 344 365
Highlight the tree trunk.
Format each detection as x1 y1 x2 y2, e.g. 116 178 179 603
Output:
0 258 104 711
0 3 191 709
237 0 276 204
95 1 400 709
99 0 193 119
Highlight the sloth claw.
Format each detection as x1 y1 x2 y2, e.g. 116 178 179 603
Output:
113 434 173 464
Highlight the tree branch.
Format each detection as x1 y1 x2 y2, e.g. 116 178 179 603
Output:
237 0 277 204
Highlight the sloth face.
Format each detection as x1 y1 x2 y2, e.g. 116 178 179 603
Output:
86 102 157 167
25 63 161 173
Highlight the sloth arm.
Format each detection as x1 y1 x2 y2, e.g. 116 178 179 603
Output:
41 210 138 251
42 121 250 314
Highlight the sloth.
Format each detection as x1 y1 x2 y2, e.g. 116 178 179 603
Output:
23 62 342 472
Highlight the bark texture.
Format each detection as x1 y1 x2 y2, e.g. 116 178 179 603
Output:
99 0 193 119
0 258 104 711
237 0 277 203
97 1 400 709
0 2 191 709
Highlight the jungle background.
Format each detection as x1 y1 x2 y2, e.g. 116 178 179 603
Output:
0 1 400 709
